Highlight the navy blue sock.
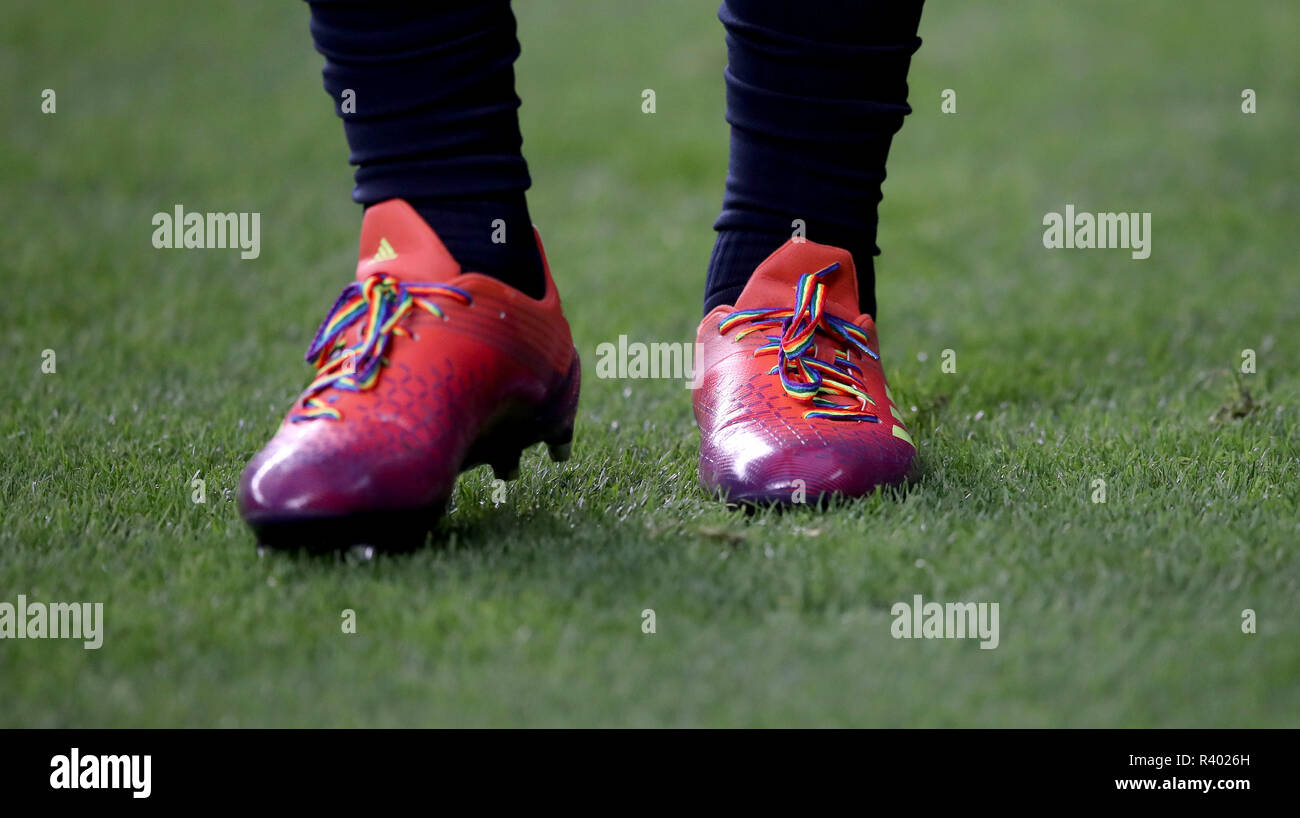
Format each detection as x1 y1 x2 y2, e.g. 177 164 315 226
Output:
705 0 925 316
307 0 545 297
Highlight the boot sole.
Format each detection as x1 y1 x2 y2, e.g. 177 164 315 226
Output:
248 352 581 554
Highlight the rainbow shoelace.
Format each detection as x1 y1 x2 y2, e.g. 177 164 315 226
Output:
718 261 880 422
290 274 472 422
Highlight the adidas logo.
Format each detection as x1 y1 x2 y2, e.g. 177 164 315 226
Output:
372 237 397 261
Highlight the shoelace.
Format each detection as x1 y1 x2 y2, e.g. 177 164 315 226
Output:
717 261 880 422
290 273 472 422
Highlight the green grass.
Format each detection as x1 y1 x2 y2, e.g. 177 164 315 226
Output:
1 0 1297 727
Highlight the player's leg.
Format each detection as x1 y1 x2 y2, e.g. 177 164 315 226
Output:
309 0 544 296
238 0 580 550
694 0 925 504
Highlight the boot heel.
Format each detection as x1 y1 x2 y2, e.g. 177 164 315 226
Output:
545 426 573 462
546 440 572 462
491 450 522 481
543 352 580 463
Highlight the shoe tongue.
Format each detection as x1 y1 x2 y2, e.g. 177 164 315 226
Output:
732 239 861 318
354 199 462 283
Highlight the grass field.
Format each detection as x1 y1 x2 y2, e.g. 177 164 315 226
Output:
2 0 1297 727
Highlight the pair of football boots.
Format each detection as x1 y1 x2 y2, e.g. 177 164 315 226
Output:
239 200 915 549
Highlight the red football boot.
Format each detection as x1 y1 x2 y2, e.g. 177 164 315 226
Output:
693 239 915 504
239 199 581 550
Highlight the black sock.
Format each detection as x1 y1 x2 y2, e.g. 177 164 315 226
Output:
704 0 925 316
403 195 544 294
307 0 545 297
